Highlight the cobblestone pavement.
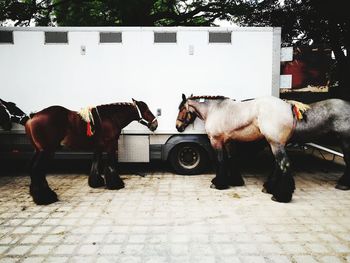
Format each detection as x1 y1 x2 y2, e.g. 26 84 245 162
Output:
1 153 350 263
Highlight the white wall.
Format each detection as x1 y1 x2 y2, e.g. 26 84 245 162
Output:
0 27 279 133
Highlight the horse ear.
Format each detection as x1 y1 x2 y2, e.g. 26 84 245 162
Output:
190 93 193 98
182 94 186 101
132 98 137 103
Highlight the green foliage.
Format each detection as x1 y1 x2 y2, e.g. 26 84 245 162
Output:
0 0 243 26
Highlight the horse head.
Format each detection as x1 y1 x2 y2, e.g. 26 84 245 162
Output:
0 100 12 131
176 94 197 132
0 99 29 130
132 99 158 132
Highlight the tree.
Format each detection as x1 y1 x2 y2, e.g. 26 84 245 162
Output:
231 0 350 100
0 0 244 26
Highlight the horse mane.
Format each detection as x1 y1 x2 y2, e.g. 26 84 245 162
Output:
179 95 228 109
96 102 137 119
188 95 228 101
98 102 134 107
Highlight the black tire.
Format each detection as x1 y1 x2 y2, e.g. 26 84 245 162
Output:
169 143 209 175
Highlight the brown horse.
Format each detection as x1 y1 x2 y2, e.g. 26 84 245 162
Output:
25 99 158 205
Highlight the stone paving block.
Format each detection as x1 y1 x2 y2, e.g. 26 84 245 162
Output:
6 245 31 256
320 256 343 263
0 163 349 262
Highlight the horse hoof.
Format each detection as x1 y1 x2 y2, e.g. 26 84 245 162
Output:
210 183 230 190
106 184 124 190
228 179 245 187
335 184 350 191
271 195 292 203
88 176 105 188
106 180 125 190
31 188 58 205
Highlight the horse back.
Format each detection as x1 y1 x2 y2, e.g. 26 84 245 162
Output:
292 99 350 141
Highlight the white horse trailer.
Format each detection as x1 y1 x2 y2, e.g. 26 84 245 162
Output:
0 26 283 174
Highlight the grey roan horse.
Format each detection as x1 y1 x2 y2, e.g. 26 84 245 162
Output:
176 94 350 203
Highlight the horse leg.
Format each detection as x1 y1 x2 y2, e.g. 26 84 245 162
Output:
88 150 105 188
269 143 295 203
211 145 230 190
226 142 244 186
104 147 125 190
336 138 350 190
29 150 58 205
263 163 279 194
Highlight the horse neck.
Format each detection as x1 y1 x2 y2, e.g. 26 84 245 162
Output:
188 100 217 121
99 104 139 129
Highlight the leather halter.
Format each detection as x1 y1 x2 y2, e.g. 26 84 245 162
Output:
134 103 157 128
177 107 195 126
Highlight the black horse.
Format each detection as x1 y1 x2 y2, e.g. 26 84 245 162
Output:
0 99 29 130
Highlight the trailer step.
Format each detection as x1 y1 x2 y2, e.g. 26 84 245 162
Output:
305 142 344 159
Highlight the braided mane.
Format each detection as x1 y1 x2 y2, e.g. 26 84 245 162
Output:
179 95 228 109
98 102 134 107
188 95 228 100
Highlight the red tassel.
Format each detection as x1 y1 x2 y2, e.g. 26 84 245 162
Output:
293 105 302 120
87 122 93 137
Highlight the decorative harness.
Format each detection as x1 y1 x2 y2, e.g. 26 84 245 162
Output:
285 100 311 135
0 100 28 125
78 106 101 137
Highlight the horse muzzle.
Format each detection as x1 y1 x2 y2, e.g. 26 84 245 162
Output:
176 125 185 133
149 119 158 132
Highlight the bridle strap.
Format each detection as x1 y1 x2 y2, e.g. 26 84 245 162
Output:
177 110 195 125
134 103 157 127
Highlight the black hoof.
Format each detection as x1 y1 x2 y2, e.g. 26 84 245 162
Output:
263 181 275 194
228 177 245 187
270 175 294 203
88 175 105 188
271 194 292 203
30 187 58 205
210 183 230 190
211 177 230 190
105 177 125 190
335 184 350 191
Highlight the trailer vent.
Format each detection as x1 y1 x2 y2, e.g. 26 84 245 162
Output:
209 32 232 43
154 32 177 43
100 32 122 43
0 31 13 44
45 32 68 44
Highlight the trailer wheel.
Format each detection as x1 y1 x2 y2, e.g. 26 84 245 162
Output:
169 143 208 175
